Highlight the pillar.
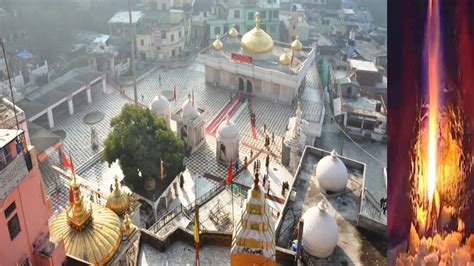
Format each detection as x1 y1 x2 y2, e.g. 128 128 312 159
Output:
102 76 107 94
86 86 92 104
47 108 54 129
68 97 74 115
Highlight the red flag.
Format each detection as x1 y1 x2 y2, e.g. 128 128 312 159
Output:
69 154 75 174
226 160 233 185
68 186 74 204
62 152 71 169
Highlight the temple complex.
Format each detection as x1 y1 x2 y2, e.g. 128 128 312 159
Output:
197 12 316 105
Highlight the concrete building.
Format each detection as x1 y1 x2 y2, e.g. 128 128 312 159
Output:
279 5 310 43
134 0 193 61
203 0 281 44
275 146 386 264
197 14 316 105
0 127 66 266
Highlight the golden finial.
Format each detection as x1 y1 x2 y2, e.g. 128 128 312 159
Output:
229 24 239 38
66 179 93 231
114 175 120 192
279 48 291 65
255 12 261 29
291 35 303 51
212 34 223 50
123 213 134 235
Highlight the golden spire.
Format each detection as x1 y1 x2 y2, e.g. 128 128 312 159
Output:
66 178 93 231
212 35 223 50
229 24 239 38
255 12 261 30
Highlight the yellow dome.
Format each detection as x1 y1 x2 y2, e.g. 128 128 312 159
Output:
106 176 130 215
212 35 223 50
241 12 274 54
229 25 239 38
279 49 291 65
291 36 303 51
49 179 122 265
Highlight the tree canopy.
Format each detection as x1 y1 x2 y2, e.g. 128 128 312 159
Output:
104 104 185 187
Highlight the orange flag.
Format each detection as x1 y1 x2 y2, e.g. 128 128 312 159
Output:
226 160 233 185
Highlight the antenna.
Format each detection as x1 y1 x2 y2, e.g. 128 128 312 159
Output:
0 35 20 130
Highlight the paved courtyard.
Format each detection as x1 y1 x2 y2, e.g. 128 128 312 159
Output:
40 59 386 225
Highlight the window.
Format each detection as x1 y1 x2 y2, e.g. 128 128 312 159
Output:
8 214 21 241
234 10 240 18
171 34 174 42
347 115 363 128
261 11 266 19
140 39 144 46
273 10 278 18
150 2 157 10
172 49 176 56
4 202 16 218
214 27 220 35
248 13 253 20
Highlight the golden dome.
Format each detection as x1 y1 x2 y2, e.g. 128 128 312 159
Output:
291 35 303 51
212 35 223 50
50 178 122 265
241 12 274 54
279 49 291 65
106 176 130 215
229 25 239 38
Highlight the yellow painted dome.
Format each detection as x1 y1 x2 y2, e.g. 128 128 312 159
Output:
291 36 303 51
241 12 274 54
49 179 122 265
279 49 291 65
106 176 130 215
229 25 239 38
212 35 223 50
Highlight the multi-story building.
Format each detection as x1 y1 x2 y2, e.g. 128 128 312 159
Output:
135 0 193 60
0 103 67 265
202 0 280 44
279 4 310 43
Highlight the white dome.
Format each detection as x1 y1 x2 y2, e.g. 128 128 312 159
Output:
216 119 239 141
181 98 198 119
150 95 170 115
302 201 338 258
316 150 348 192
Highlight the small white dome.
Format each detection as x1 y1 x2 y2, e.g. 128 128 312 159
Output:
150 95 170 115
302 201 338 258
316 150 348 192
181 98 198 119
217 119 239 141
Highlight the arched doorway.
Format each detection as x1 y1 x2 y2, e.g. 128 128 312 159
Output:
239 77 244 91
246 80 252 94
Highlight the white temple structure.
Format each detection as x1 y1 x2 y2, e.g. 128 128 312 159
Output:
282 102 308 172
301 201 339 258
150 94 171 127
171 95 207 154
216 117 240 164
316 150 348 193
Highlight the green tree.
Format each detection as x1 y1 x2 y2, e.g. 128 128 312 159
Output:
104 104 185 189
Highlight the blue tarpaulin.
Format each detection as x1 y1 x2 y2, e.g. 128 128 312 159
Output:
16 49 33 59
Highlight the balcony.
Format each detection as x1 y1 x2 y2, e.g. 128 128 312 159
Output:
0 153 29 200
